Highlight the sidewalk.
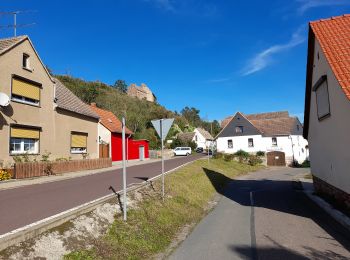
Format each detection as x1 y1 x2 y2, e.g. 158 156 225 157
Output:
0 158 164 191
299 176 350 232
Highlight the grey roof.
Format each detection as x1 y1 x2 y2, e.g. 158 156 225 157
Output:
0 35 27 55
196 128 214 140
178 132 196 143
54 78 99 119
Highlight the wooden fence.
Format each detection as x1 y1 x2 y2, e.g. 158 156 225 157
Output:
14 158 112 179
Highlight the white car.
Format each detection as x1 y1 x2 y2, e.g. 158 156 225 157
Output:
174 147 192 156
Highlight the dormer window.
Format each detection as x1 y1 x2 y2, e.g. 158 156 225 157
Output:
23 53 31 70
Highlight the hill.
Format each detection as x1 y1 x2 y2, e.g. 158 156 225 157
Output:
55 75 220 148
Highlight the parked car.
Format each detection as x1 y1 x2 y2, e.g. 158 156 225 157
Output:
174 147 192 156
195 147 204 153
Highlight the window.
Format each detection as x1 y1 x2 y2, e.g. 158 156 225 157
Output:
227 139 233 148
248 138 254 147
195 135 198 142
11 77 40 106
22 53 31 70
313 75 330 120
10 126 40 154
235 126 243 133
272 137 277 147
71 132 88 153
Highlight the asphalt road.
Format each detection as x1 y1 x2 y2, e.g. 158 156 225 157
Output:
170 167 350 260
0 154 203 235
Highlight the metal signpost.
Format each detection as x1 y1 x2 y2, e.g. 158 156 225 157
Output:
122 117 127 221
151 118 174 200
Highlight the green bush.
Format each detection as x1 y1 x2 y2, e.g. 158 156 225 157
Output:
234 150 249 163
213 152 224 159
248 155 263 166
223 154 235 161
301 160 310 168
256 151 265 157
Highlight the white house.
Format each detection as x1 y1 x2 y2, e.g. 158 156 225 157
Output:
178 128 214 149
303 15 350 210
216 111 308 165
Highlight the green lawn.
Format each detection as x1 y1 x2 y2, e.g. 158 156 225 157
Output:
65 158 263 260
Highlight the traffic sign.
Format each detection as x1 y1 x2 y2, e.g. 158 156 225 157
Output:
151 118 174 141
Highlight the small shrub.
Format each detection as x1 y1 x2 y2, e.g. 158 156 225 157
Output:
13 156 22 163
223 153 235 161
248 155 263 166
82 153 89 160
0 170 11 181
41 151 51 162
213 152 224 159
55 157 69 162
256 151 265 157
234 150 249 163
301 160 310 168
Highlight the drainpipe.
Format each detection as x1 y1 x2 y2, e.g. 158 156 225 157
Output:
289 135 295 165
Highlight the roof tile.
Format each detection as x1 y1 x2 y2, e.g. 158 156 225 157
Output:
311 15 350 100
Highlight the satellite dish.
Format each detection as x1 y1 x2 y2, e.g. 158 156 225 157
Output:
0 92 10 107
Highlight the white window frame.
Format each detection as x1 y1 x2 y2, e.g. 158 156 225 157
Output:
11 94 39 106
71 147 87 154
23 53 31 70
10 138 39 155
227 139 233 148
235 126 243 133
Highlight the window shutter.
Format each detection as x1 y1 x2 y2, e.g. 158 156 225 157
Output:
12 78 40 101
71 133 87 148
11 127 40 139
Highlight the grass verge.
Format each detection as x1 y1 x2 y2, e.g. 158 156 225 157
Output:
65 158 263 260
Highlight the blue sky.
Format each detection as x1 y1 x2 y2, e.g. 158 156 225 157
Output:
1 0 350 121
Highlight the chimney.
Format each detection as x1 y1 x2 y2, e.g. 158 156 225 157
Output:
91 102 96 107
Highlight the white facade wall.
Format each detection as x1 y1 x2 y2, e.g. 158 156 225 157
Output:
193 129 214 149
217 135 308 163
98 123 111 156
307 39 350 194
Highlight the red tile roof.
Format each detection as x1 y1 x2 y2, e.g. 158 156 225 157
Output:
90 104 133 134
310 14 350 100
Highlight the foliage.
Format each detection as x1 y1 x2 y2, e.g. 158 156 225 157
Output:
256 151 265 157
170 138 197 150
292 159 310 168
0 169 11 181
82 153 89 160
41 151 51 162
213 152 224 159
247 155 263 166
12 155 23 163
234 150 250 163
55 75 221 148
113 79 128 93
301 160 311 168
64 159 262 260
223 153 235 161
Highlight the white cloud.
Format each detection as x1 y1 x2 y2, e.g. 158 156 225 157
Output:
241 27 305 76
207 77 231 83
297 0 350 14
145 0 176 12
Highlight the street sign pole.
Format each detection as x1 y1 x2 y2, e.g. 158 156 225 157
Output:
122 117 127 221
151 118 174 202
160 119 165 200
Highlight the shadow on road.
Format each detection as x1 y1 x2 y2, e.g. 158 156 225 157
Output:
202 167 350 256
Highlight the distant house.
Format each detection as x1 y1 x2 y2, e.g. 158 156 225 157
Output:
0 35 99 165
127 83 156 102
303 15 350 209
178 128 214 149
216 111 308 165
90 103 149 161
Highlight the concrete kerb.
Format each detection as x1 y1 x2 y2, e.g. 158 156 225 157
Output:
299 178 350 233
0 158 198 252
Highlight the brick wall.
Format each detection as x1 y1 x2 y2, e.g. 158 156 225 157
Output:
313 175 350 212
14 158 112 179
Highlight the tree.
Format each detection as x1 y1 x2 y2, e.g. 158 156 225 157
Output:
113 80 128 93
181 107 201 127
